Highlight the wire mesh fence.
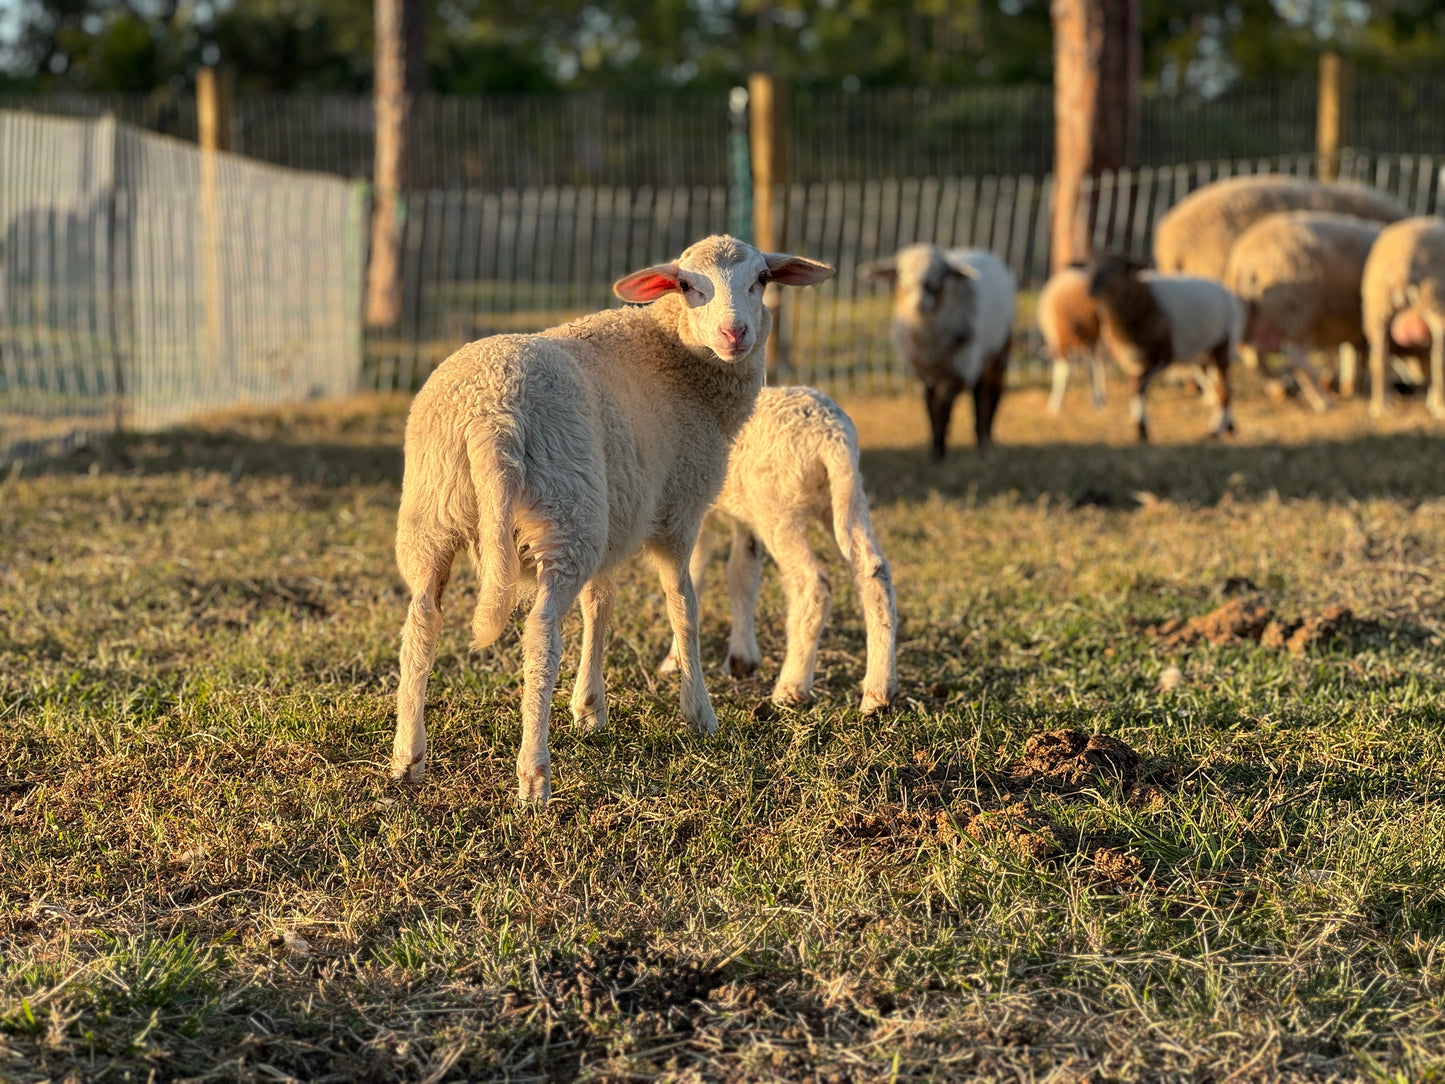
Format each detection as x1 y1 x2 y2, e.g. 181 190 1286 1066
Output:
0 110 365 464
9 74 1445 188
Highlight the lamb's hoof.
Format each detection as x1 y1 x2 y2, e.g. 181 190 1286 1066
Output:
727 653 759 678
516 766 551 805
657 652 679 675
771 684 812 708
684 701 719 737
860 688 896 715
390 753 425 783
572 697 608 733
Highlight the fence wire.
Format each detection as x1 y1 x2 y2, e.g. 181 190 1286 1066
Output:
1 110 365 464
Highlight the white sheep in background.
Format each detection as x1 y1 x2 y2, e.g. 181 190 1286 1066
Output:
1087 254 1246 442
1153 175 1407 280
390 235 834 803
1036 264 1107 414
1361 216 1445 419
862 244 1016 457
659 386 897 714
1223 211 1384 413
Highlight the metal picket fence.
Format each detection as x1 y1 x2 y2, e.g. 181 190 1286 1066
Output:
0 110 365 464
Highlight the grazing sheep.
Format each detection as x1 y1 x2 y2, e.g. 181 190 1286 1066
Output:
390 235 834 803
1361 216 1445 419
1154 175 1407 281
1088 255 1246 442
862 244 1016 457
1037 264 1107 414
1224 211 1384 413
659 386 897 714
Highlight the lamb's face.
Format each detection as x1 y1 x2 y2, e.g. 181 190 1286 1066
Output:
863 244 977 330
613 235 834 363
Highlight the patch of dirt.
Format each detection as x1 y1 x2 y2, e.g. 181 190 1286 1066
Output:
962 802 1061 861
1148 594 1356 654
1007 729 1143 786
1089 847 1147 885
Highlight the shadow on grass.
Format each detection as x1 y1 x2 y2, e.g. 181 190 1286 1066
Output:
862 431 1445 507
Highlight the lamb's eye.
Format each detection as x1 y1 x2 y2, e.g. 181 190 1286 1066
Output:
757 270 770 286
676 278 692 293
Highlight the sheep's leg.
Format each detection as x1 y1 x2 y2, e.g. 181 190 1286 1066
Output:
1046 355 1069 415
1369 333 1391 417
724 521 763 677
1089 345 1108 409
924 378 961 459
653 545 718 736
846 522 897 715
391 544 455 782
1129 369 1155 443
1286 343 1330 414
570 575 614 733
658 520 713 675
1338 342 1359 399
972 351 1007 447
1424 311 1445 418
1206 342 1235 436
516 568 582 804
767 523 832 707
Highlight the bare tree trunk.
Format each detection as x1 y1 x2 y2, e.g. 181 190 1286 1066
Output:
1050 0 1139 272
365 0 426 329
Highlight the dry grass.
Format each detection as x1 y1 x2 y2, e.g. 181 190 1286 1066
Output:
2 373 1444 1082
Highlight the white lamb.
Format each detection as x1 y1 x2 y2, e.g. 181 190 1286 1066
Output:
390 235 834 803
659 386 898 714
862 244 1016 457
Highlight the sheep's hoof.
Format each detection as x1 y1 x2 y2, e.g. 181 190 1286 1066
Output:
771 684 812 707
516 766 551 805
684 702 719 737
390 753 426 783
571 697 607 733
657 652 679 675
860 688 896 716
726 653 759 678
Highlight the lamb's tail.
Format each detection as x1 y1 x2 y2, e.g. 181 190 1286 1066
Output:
466 419 524 649
820 422 865 567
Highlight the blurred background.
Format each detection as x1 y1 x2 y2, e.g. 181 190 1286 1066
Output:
4 0 1445 460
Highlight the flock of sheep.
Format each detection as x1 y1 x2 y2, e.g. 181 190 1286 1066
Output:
387 175 1445 804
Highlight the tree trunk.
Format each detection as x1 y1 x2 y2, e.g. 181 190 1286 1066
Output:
1050 0 1139 273
365 0 426 329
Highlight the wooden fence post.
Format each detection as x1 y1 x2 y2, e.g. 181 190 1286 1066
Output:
1317 51 1346 182
197 66 233 378
749 71 788 376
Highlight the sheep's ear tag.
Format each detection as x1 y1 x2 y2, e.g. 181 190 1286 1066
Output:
614 264 681 303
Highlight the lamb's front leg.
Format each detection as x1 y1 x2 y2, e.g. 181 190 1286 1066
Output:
517 569 581 804
1425 310 1445 418
724 521 764 677
570 575 614 732
653 544 718 736
767 522 832 707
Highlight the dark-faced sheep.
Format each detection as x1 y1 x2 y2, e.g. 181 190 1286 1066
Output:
1088 255 1245 442
390 235 834 803
862 244 1016 457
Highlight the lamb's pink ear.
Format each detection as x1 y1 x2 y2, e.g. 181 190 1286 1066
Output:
765 253 835 286
613 262 681 303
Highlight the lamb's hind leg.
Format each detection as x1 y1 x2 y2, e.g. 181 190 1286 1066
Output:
1206 341 1235 436
570 575 614 732
517 566 583 804
392 538 457 782
724 520 764 677
846 517 897 715
1424 310 1445 418
767 522 832 707
652 542 718 736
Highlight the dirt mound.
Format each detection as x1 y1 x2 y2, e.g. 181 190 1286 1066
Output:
962 802 1061 861
1150 594 1355 654
1009 729 1143 786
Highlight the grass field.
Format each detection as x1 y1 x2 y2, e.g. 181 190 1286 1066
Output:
3 375 1445 1083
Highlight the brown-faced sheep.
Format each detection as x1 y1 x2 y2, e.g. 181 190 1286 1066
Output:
1154 175 1407 281
1088 255 1245 442
1223 211 1385 412
1360 216 1445 418
390 235 834 804
862 244 1016 457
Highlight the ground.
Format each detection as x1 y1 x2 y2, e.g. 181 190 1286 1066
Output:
2 373 1444 1083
